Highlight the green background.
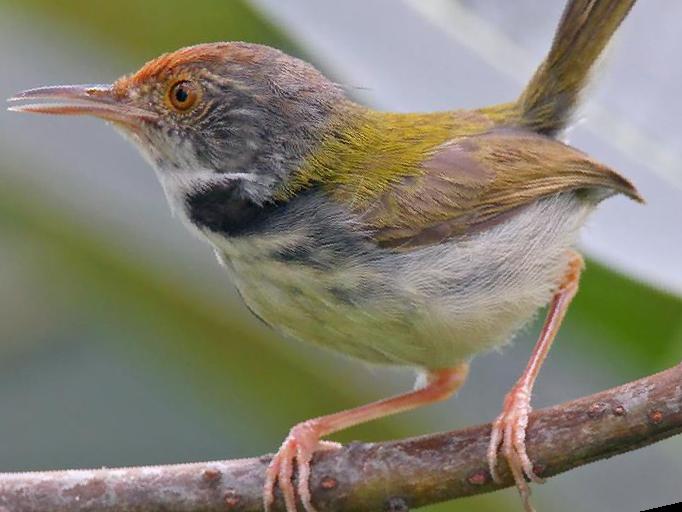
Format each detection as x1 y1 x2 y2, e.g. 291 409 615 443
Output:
1 1 680 511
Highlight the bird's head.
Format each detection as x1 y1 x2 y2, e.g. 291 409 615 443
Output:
8 42 348 206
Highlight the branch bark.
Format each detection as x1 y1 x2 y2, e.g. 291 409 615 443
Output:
1 363 681 512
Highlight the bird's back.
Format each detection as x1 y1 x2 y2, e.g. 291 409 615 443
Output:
276 105 640 249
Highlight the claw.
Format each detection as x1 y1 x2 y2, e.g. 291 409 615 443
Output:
263 454 279 510
487 385 543 512
487 415 504 483
487 252 582 511
263 421 342 512
262 366 468 510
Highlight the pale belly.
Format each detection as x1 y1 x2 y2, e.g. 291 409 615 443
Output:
209 193 593 369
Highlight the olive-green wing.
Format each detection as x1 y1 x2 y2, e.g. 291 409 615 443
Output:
356 129 641 248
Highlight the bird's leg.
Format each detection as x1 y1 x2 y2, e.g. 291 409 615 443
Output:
263 364 469 512
487 251 583 512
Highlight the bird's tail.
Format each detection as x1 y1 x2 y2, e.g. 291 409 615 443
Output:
516 0 637 136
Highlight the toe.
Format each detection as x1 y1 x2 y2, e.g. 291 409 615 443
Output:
504 424 532 511
263 422 341 512
263 455 281 512
512 419 544 485
521 489 537 512
496 402 542 512
317 440 343 452
295 445 316 512
279 442 298 512
487 417 504 483
264 439 299 512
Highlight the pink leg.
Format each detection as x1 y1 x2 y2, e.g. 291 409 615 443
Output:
488 251 584 512
263 364 470 512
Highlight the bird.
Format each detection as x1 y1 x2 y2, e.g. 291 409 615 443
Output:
8 0 641 510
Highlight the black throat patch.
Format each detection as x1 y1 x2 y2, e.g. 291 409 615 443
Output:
184 183 281 237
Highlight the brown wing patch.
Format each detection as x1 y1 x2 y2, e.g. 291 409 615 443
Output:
360 128 641 249
359 138 495 245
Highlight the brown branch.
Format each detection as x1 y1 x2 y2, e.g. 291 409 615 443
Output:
1 363 681 512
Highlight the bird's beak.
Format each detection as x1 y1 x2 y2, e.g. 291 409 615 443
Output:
7 84 158 126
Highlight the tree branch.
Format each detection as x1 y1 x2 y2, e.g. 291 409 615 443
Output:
1 363 680 512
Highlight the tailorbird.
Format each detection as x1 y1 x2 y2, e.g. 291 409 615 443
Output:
8 0 642 511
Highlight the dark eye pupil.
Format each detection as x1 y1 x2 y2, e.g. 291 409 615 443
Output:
175 86 189 103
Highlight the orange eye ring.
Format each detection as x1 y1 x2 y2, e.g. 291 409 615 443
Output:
168 80 199 112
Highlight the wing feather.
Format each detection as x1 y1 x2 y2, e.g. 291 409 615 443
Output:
356 129 641 248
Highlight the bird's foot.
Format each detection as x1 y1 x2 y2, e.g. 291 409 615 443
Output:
487 384 543 512
264 420 342 512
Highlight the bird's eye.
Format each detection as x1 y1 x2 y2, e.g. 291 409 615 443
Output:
168 80 199 111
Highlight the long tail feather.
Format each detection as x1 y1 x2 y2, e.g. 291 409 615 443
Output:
518 0 637 136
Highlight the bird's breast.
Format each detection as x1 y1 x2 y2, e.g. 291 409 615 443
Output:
196 190 595 369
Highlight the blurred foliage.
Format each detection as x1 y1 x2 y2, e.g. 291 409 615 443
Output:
6 0 296 59
1 1 680 512
574 262 682 373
